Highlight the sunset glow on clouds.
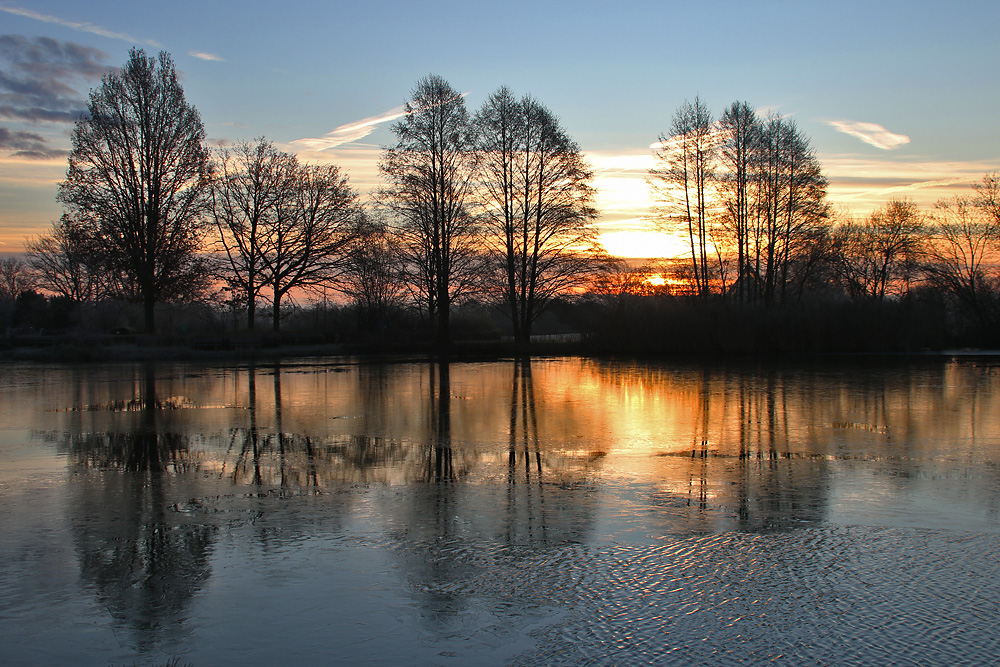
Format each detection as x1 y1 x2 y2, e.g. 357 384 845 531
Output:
289 106 408 154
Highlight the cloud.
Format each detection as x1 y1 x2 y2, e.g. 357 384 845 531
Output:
0 35 108 123
827 120 911 150
0 4 161 47
189 51 225 62
821 153 998 212
0 125 63 158
290 106 408 153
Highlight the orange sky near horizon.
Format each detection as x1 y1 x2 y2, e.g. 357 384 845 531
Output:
0 144 994 260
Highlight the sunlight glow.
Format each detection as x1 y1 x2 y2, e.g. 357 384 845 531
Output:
599 230 690 259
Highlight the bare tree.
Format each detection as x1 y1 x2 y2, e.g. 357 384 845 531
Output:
340 212 406 329
57 48 211 332
923 184 1000 329
474 87 603 345
717 101 758 302
0 257 35 301
654 100 828 303
974 171 1000 225
379 74 479 345
211 138 293 330
770 118 829 302
649 97 717 296
834 199 925 301
262 161 362 331
24 216 106 302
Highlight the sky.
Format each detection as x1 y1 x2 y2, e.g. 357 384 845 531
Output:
1 0 998 258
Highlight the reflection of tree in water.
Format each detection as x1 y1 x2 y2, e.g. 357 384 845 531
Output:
384 360 599 631
64 363 214 651
640 364 831 533
426 360 454 482
221 361 412 488
502 358 598 545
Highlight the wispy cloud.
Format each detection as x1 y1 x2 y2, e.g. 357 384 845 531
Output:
822 154 997 211
290 106 408 153
189 51 225 62
290 93 471 155
827 120 910 150
0 4 161 47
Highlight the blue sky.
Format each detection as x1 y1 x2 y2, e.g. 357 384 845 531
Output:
1 0 998 256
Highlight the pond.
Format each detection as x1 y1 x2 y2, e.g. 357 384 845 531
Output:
1 356 999 665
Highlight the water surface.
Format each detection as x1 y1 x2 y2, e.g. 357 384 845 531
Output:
1 356 999 665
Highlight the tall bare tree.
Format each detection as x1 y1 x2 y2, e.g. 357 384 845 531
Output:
57 48 211 332
717 109 829 303
262 161 363 331
649 97 717 296
474 87 603 345
379 75 479 345
211 138 293 330
718 101 758 302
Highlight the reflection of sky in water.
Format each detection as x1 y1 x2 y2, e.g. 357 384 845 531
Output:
1 357 1000 665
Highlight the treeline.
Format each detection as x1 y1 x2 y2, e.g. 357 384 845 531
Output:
4 49 1000 354
5 49 604 350
594 95 1000 351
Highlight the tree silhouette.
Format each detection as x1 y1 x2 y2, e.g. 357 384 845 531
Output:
379 75 479 345
211 138 294 330
25 215 106 303
474 87 604 346
262 161 363 331
650 97 717 296
57 48 211 332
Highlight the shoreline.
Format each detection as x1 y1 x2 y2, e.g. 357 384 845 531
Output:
3 332 998 365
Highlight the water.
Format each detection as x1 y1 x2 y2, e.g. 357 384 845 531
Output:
1 356 999 665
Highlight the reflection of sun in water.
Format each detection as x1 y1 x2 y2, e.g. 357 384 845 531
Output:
599 230 689 259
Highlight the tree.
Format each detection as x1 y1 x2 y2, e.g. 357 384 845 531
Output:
0 256 35 302
262 161 362 331
25 216 106 302
834 199 925 301
57 48 211 332
649 97 717 296
717 101 758 303
474 87 603 345
379 75 479 345
211 138 293 330
0 256 36 329
712 108 830 304
340 213 406 330
922 179 1000 332
653 100 829 303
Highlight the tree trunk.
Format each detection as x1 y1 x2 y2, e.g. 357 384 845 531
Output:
144 294 156 333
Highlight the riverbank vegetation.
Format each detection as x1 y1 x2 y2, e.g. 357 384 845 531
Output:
3 48 1000 357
